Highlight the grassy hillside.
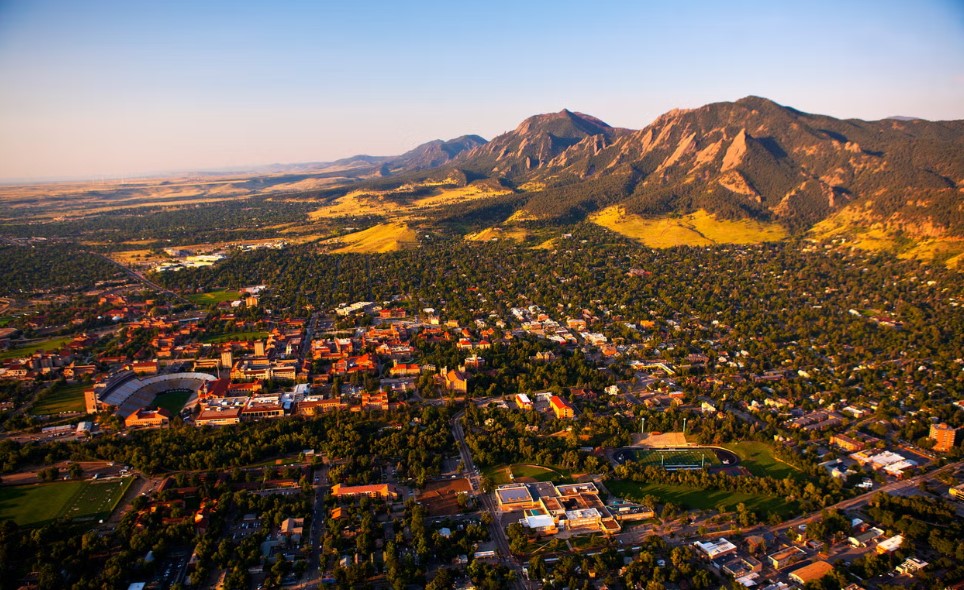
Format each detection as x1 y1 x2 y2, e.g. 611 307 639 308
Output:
591 207 787 248
810 206 964 268
465 226 530 243
330 223 418 253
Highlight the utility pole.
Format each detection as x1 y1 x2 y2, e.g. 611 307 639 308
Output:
640 417 645 435
682 418 687 436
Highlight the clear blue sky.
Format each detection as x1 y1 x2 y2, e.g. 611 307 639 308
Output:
1 0 962 180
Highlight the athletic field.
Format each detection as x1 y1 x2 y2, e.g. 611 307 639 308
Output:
615 448 722 470
0 476 134 527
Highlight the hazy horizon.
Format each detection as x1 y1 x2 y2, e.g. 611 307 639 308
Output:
1 0 963 182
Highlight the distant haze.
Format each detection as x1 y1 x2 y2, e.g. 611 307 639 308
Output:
1 0 962 181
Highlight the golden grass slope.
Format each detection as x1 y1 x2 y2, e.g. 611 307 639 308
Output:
591 206 787 248
811 207 964 269
329 223 417 253
310 181 511 221
465 226 529 242
309 190 403 220
411 184 511 208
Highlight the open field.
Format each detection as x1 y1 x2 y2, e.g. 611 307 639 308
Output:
199 330 269 344
32 382 88 415
329 222 418 253
0 336 73 360
606 479 796 517
723 442 804 481
591 207 788 248
110 249 167 265
0 477 134 527
152 389 192 414
186 290 241 305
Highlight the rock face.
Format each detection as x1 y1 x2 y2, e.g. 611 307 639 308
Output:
447 96 963 237
455 109 629 180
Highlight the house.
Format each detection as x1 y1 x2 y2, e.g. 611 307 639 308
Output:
125 407 172 429
549 395 574 419
788 561 834 586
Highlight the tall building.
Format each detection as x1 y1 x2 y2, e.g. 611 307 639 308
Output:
930 423 962 453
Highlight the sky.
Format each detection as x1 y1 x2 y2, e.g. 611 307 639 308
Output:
0 0 962 181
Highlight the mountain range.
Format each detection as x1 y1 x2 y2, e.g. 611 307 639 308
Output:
329 96 960 260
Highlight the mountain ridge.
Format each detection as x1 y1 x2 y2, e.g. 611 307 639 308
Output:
418 97 963 249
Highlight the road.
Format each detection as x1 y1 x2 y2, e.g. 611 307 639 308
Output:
451 410 527 589
90 251 192 305
292 463 329 589
769 460 964 534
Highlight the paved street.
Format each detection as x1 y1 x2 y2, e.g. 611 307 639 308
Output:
451 410 527 589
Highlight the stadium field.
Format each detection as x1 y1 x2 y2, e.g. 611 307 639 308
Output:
615 447 722 470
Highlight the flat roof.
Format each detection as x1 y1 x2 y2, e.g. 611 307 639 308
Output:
496 484 533 504
565 508 600 520
524 514 556 529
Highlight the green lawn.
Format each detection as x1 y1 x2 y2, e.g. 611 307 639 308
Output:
483 464 572 485
0 477 133 527
723 442 804 481
199 330 269 344
187 290 241 305
152 389 192 414
607 479 797 518
512 464 571 483
0 335 73 360
32 382 88 415
483 465 512 486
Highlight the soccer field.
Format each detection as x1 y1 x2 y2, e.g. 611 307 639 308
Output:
0 476 134 527
623 448 720 469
